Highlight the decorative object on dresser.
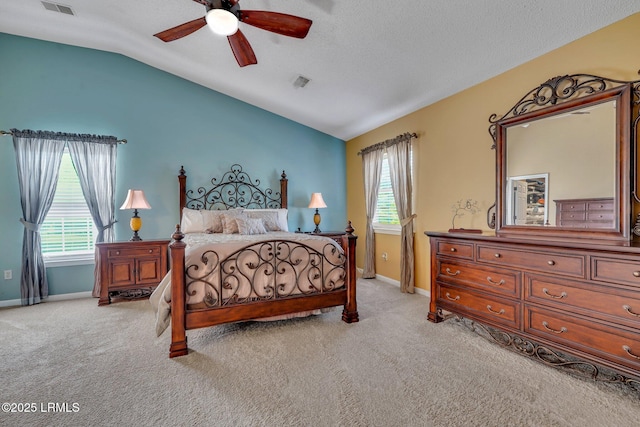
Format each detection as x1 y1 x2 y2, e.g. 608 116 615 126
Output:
428 73 640 391
96 239 169 306
308 192 327 233
449 199 482 233
120 189 152 241
153 164 358 358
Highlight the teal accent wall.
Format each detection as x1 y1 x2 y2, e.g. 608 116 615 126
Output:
0 33 346 302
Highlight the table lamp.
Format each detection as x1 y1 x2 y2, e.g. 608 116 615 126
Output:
308 193 327 233
120 189 151 241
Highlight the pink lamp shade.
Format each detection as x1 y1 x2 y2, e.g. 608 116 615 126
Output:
308 193 327 233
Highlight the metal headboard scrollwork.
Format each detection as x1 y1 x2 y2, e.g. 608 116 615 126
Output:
178 164 288 219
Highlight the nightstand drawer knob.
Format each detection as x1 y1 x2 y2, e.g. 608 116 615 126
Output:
633 271 640 278
149 249 153 253
115 251 120 255
450 247 456 252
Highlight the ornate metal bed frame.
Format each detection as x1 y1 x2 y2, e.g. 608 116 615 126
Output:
167 164 358 358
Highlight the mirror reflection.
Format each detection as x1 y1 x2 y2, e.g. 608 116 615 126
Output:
504 100 617 228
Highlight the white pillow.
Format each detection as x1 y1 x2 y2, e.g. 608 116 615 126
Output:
244 209 288 232
180 208 205 233
236 216 267 235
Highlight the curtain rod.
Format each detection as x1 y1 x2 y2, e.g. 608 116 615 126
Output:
0 129 127 144
357 132 417 156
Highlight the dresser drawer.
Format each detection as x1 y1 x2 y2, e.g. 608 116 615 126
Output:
559 202 586 212
437 284 520 329
587 200 614 211
436 260 520 298
435 240 473 259
560 211 586 221
524 274 640 328
524 306 640 371
107 245 163 259
591 257 640 288
477 245 585 278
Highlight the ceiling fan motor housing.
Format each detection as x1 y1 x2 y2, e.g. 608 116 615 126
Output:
207 0 240 18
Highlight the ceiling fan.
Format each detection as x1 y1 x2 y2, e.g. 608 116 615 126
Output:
154 0 313 67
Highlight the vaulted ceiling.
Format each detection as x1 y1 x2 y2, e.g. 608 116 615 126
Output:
1 1 639 140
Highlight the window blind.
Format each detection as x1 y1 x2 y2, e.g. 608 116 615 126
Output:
41 149 96 256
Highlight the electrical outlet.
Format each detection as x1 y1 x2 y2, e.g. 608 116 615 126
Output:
4 270 12 280
381 252 388 261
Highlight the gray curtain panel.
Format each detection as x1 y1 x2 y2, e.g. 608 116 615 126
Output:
361 149 384 279
67 139 118 298
387 138 416 293
12 131 66 305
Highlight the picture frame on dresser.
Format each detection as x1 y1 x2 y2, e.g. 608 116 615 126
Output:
426 74 640 391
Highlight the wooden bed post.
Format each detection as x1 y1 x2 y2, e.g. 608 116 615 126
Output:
280 170 288 209
169 225 188 358
178 166 187 221
341 221 359 323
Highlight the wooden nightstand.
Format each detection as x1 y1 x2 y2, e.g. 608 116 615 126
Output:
96 239 170 306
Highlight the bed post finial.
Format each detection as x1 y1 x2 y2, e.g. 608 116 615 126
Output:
345 221 354 235
172 224 184 242
179 166 185 177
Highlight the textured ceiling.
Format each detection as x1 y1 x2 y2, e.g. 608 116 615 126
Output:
1 1 639 140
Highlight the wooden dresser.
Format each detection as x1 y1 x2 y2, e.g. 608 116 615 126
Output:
427 231 640 382
555 197 615 229
97 240 170 306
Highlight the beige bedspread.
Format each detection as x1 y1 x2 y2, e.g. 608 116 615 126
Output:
150 232 345 336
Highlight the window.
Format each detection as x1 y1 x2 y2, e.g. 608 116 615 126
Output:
41 148 96 266
372 149 414 235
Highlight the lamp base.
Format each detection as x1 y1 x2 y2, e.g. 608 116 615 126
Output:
129 231 142 241
130 210 143 241
313 209 321 233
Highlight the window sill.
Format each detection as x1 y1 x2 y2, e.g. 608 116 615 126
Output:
373 224 401 235
44 256 95 268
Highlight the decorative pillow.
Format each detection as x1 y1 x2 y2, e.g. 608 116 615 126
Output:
201 210 225 233
180 208 205 233
220 212 246 234
244 209 288 232
236 216 267 235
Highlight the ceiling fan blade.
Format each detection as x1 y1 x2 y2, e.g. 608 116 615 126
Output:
240 11 312 39
227 29 257 67
154 17 207 42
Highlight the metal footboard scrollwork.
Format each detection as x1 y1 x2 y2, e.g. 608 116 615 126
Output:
186 240 347 309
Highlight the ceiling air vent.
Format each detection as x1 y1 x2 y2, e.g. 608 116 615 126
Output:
41 1 75 16
293 75 311 89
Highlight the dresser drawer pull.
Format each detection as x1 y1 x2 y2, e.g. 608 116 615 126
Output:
115 251 120 255
450 247 457 252
494 253 501 258
542 321 567 334
149 249 153 253
623 345 640 360
542 288 567 299
633 271 640 278
445 268 461 276
445 292 460 301
486 305 505 315
623 305 640 317
547 260 556 266
486 277 505 286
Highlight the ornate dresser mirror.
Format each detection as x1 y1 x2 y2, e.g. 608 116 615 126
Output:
489 74 640 242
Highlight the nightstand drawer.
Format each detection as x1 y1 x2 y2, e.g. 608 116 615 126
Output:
107 246 162 258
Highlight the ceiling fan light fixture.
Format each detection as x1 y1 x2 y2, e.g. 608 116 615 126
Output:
206 9 239 36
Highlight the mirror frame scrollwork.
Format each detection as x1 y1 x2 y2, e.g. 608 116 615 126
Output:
487 74 640 242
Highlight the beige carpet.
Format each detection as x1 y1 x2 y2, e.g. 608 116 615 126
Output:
1 278 639 427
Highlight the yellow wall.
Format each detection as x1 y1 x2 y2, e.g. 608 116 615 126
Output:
346 12 640 292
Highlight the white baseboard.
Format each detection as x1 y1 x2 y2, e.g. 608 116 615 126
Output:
357 268 430 298
0 291 93 308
